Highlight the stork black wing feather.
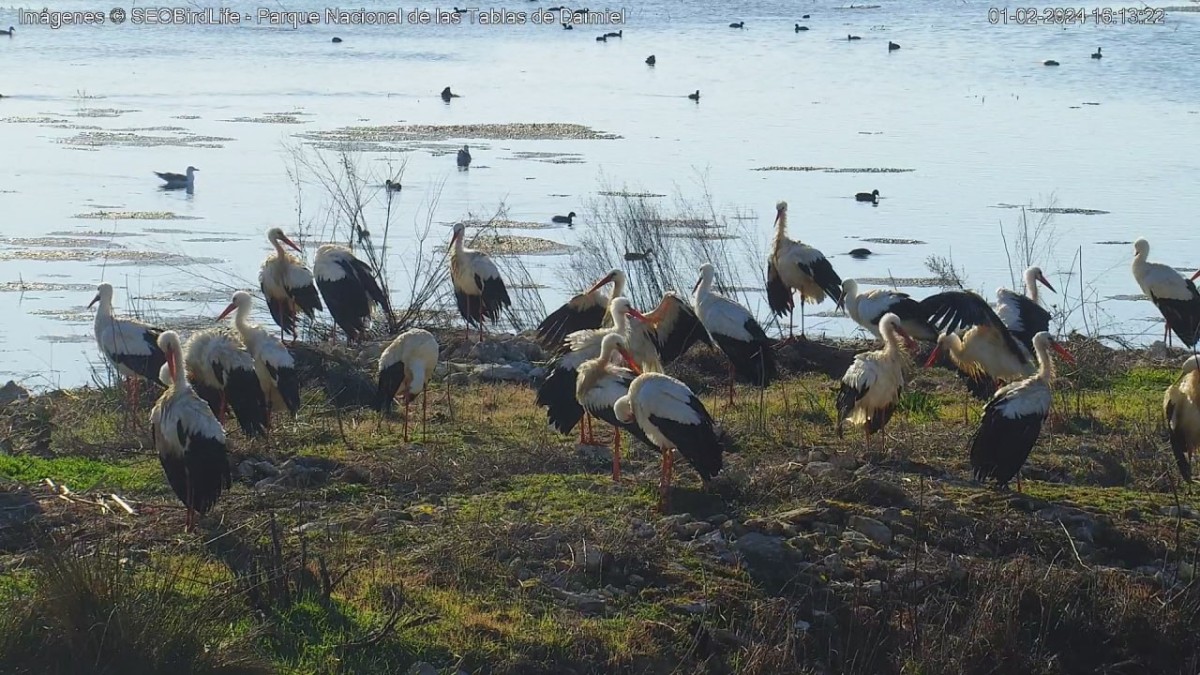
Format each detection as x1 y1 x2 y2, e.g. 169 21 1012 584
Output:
920 291 1030 365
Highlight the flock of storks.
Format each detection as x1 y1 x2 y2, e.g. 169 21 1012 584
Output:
84 202 1200 526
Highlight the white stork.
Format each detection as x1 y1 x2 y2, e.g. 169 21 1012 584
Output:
536 268 627 350
375 328 440 442
969 331 1075 489
538 297 651 443
629 290 712 371
840 279 937 342
89 282 167 408
920 290 1036 397
314 244 391 343
1132 238 1200 349
259 227 323 342
614 372 728 511
150 330 230 531
692 262 777 402
575 333 652 481
218 291 301 423
766 200 844 339
183 328 269 438
449 222 512 341
995 265 1056 353
836 313 914 449
1165 355 1200 482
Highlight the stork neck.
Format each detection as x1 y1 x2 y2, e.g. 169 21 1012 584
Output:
1024 268 1039 304
1034 341 1055 382
773 212 788 251
695 272 713 300
611 272 626 299
880 321 902 356
271 235 286 257
408 362 426 394
233 303 254 338
453 233 465 255
612 310 628 334
95 296 113 322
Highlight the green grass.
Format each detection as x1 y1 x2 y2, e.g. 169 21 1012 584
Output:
0 454 162 493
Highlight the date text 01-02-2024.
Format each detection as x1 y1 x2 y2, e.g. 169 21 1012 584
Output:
988 7 1166 26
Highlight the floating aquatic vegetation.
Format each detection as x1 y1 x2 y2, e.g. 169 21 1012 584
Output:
40 334 95 344
27 308 95 322
74 211 201 221
1029 207 1109 215
223 113 308 124
471 234 572 256
855 276 944 287
645 218 716 229
457 219 560 231
133 289 235 303
1096 240 1132 245
0 249 221 266
299 122 620 149
73 107 140 118
0 116 63 124
185 236 250 243
506 151 586 164
173 115 202 120
1108 294 1148 302
0 237 125 249
597 190 666 198
752 165 914 173
858 238 926 245
662 231 738 241
0 281 97 293
58 130 234 149
46 230 143 238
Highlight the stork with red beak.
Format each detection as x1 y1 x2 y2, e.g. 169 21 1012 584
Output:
449 222 512 342
995 265 1056 354
1131 238 1200 349
536 268 627 351
218 291 301 425
692 262 777 403
836 313 914 450
89 282 167 411
259 227 323 343
575 333 653 481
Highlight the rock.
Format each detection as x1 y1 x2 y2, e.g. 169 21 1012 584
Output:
659 513 695 530
336 465 372 484
679 600 709 615
407 663 438 675
573 544 613 574
628 574 645 586
1147 340 1169 360
238 460 258 480
448 372 470 386
553 588 606 614
793 619 812 631
528 366 547 380
707 513 730 525
681 521 714 538
829 453 859 470
881 507 904 524
862 579 886 596
807 449 829 462
805 461 838 478
257 461 280 477
776 507 826 525
474 364 529 382
733 533 789 569
848 515 893 546
0 381 30 407
1161 505 1200 520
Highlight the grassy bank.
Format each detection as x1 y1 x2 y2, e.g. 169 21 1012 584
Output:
1 334 1198 674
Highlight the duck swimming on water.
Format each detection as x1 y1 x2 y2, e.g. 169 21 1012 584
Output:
855 189 880 203
795 24 808 32
441 86 460 102
888 41 900 51
688 90 700 101
645 54 656 65
848 34 862 40
552 212 577 225
729 21 744 28
1091 47 1102 59
1 26 15 36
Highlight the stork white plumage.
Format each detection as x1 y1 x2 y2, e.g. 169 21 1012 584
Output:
969 332 1075 490
765 200 844 339
150 330 231 531
994 265 1056 353
836 313 914 449
692 262 776 403
313 244 391 343
614 372 727 511
183 328 269 437
89 282 167 411
921 290 1036 397
449 222 512 342
259 227 323 342
1165 355 1200 482
1131 238 1200 349
841 279 937 342
218 292 301 425
575 333 651 481
536 268 627 350
375 328 440 442
538 297 649 443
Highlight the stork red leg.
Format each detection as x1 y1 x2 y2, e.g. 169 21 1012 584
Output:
403 394 411 442
612 426 621 482
657 449 675 512
422 387 429 441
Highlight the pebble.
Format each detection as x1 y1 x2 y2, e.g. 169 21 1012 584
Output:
848 515 893 546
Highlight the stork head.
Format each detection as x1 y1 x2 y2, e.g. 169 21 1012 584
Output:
87 282 113 309
601 333 641 373
1133 238 1150 257
1033 332 1075 365
1027 266 1056 293
157 330 182 382
774 200 788 228
609 297 647 322
268 227 302 252
693 262 716 294
586 268 621 294
218 291 252 321
157 364 172 387
840 279 858 308
924 333 952 368
880 313 916 351
613 394 635 424
449 222 466 250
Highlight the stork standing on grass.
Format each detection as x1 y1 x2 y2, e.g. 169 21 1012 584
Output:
969 332 1075 490
151 331 231 532
536 268 626 351
766 201 844 339
840 279 938 342
218 291 301 424
920 290 1036 395
614 372 728 512
259 228 323 342
628 291 712 371
692 262 777 403
375 328 439 442
314 244 391 343
539 297 652 443
183 329 269 438
1165 355 1200 482
89 282 166 410
836 313 914 450
1131 238 1200 349
449 222 512 341
575 333 652 481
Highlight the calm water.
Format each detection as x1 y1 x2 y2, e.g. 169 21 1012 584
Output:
1 0 1198 387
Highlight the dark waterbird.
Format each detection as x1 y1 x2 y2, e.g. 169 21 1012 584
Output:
849 248 873 259
0 26 14 36
562 23 573 29
645 54 656 65
605 30 622 38
331 36 342 43
802 14 810 18
457 145 471 169
848 34 861 40
1044 59 1059 66
552 211 577 225
855 189 880 203
385 179 402 192
888 41 900 51
441 86 460 102
596 35 606 41
688 90 700 101
1092 47 1102 59
795 24 808 32
729 21 744 28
